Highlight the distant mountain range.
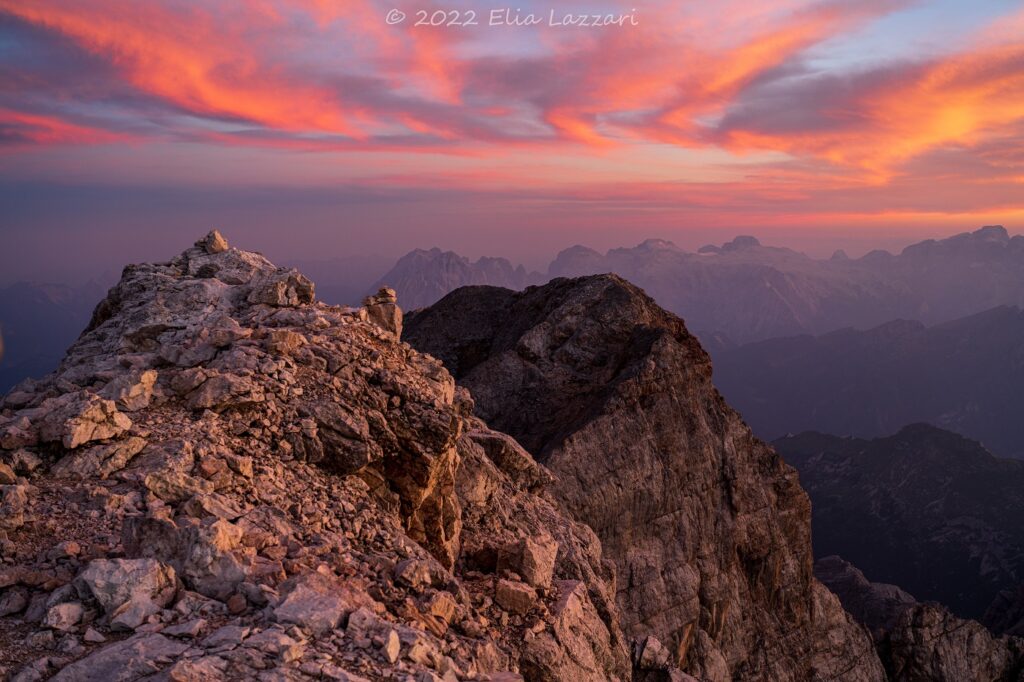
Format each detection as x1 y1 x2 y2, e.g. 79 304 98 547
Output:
370 248 542 310
6 225 1024 396
375 225 1024 346
776 425 1024 629
714 305 1024 457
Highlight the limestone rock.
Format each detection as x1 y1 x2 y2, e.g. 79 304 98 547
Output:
98 369 157 411
495 579 535 615
75 559 177 631
37 392 131 449
405 275 886 681
814 555 917 638
197 230 229 254
49 633 188 682
179 518 249 600
0 235 633 681
44 602 84 631
51 436 148 480
363 287 403 337
273 572 374 635
886 603 1023 681
499 535 559 589
0 461 16 484
520 580 623 682
0 484 29 531
247 268 315 307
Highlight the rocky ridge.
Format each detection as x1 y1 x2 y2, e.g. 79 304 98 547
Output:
0 233 631 681
404 276 885 681
815 556 1024 681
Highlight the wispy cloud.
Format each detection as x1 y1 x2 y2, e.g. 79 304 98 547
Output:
0 0 1022 235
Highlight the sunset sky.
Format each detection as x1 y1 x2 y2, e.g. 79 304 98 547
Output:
2 0 1023 281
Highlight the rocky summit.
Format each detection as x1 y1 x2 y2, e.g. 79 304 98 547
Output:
1 234 1015 682
404 276 884 681
0 233 630 681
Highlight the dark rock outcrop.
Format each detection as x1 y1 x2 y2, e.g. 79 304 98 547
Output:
814 556 916 639
816 557 1024 681
405 275 884 681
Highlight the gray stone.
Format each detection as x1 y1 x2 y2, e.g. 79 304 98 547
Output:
75 558 177 631
50 633 188 681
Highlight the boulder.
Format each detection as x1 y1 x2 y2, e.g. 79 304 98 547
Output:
499 536 559 589
186 373 264 411
520 580 622 682
0 484 29 531
180 518 249 600
99 370 158 412
37 392 132 449
75 559 177 631
197 230 229 254
363 288 403 337
44 602 84 631
247 269 314 307
494 579 535 615
273 572 374 635
50 633 188 682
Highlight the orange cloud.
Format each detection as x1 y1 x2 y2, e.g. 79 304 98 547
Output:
0 0 1021 209
0 108 125 147
711 17 1024 179
0 0 362 136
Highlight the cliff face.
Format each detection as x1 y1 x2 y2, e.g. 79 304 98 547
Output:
404 275 884 681
0 234 630 681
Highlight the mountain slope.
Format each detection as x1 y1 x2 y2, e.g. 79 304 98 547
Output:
776 425 1024 623
815 556 1024 682
405 276 884 681
716 306 1024 456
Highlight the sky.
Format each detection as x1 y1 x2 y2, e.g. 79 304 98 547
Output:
1 0 1023 281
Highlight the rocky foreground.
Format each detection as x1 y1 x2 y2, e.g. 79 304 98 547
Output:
0 233 1016 681
0 233 626 681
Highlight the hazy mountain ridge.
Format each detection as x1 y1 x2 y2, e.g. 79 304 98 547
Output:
715 304 1024 457
776 424 1024 626
376 226 1024 347
371 248 543 311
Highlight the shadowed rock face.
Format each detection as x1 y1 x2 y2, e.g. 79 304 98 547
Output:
405 275 884 682
815 556 1024 682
